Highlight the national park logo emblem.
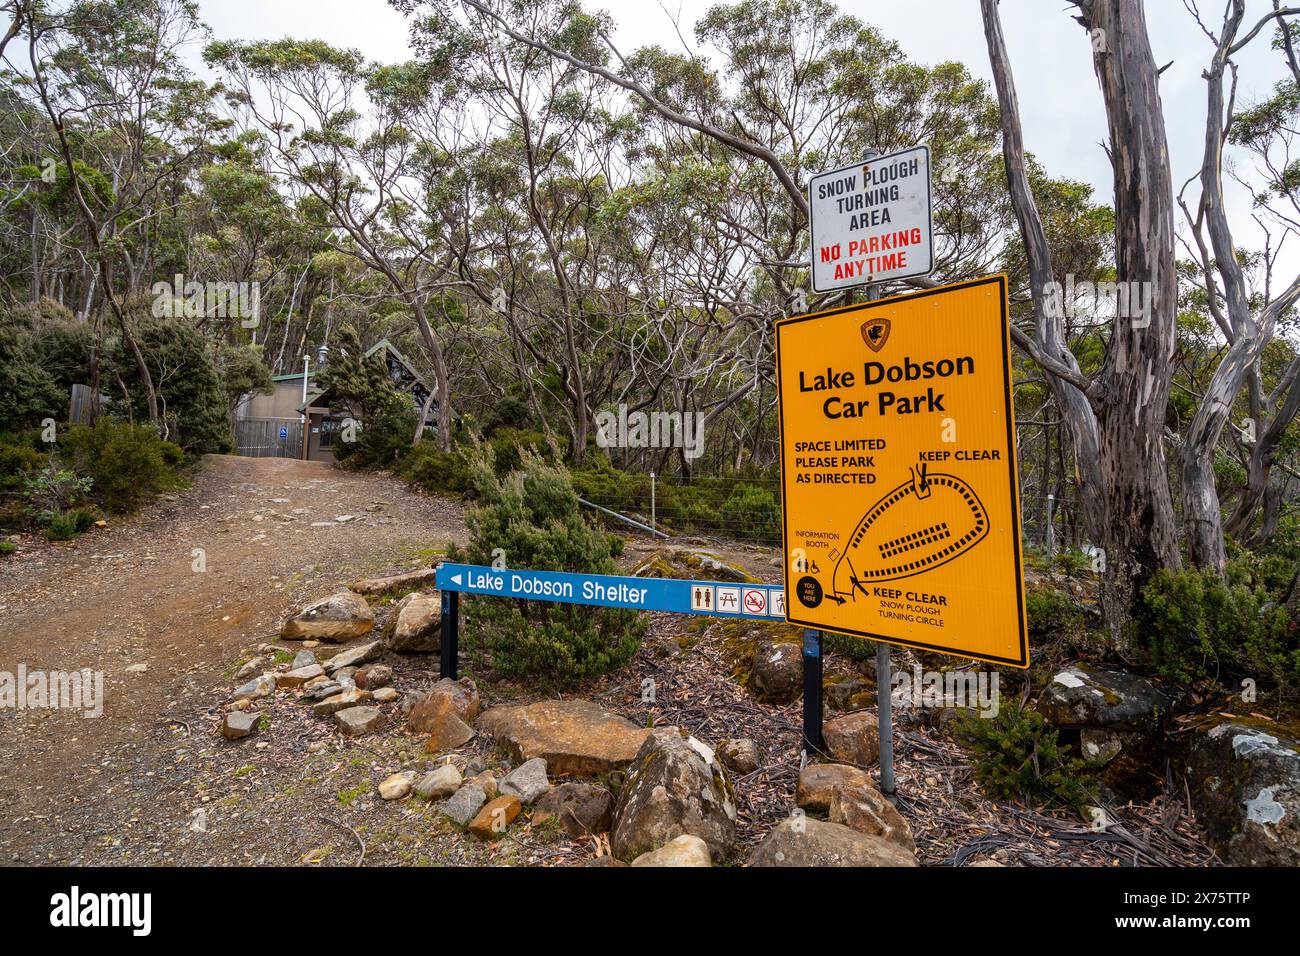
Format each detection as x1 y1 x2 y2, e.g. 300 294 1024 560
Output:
860 316 891 352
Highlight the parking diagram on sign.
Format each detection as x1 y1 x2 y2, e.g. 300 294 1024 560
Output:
742 588 768 615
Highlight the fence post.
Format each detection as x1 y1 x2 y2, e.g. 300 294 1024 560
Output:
802 628 824 755
1045 493 1056 566
439 589 459 680
876 641 895 797
649 471 656 534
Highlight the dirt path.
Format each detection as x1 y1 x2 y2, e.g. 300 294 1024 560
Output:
0 455 464 863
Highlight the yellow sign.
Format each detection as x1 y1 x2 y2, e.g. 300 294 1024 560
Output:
775 275 1028 667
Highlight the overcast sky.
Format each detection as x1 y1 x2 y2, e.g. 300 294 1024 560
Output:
191 0 1294 264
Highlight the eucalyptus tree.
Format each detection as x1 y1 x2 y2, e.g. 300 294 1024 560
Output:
10 0 224 430
206 40 455 449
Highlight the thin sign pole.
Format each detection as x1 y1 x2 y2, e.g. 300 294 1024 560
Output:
859 153 896 796
802 628 824 754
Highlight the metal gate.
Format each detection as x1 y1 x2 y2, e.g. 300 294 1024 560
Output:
234 417 303 459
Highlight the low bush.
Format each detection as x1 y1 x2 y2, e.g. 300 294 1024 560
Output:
60 421 185 514
954 706 1097 811
1026 585 1086 641
450 442 644 686
397 442 472 495
44 505 98 541
1138 555 1298 693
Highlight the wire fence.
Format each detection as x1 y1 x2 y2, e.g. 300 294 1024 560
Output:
578 472 1090 557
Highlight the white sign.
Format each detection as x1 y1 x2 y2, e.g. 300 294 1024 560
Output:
808 145 933 293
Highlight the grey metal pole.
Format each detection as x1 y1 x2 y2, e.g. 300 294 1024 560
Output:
802 628 824 755
876 641 895 796
857 178 895 797
650 471 656 535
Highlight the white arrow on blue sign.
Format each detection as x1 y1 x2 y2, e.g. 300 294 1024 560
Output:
436 562 785 621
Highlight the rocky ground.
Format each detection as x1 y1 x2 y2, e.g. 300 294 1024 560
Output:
0 455 1263 867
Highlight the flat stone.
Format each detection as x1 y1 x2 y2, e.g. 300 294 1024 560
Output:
222 711 260 740
414 764 463 800
379 771 416 800
276 663 324 688
443 784 487 827
470 772 498 799
281 590 374 642
747 818 918 867
301 681 345 702
291 650 317 670
349 567 441 596
313 688 371 716
468 794 522 840
477 699 655 777
355 664 392 690
371 687 399 704
796 763 873 812
323 641 382 674
631 834 712 867
499 757 550 805
231 674 276 703
334 706 382 737
235 657 266 681
533 783 614 838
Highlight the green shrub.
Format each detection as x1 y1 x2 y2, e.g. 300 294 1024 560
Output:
23 460 92 513
450 441 645 686
60 421 185 513
1138 558 1298 692
0 439 46 493
335 397 418 470
44 505 98 541
721 483 780 542
397 442 472 494
1026 585 1085 641
955 706 1097 811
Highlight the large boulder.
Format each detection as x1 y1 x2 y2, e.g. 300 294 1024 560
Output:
1037 664 1173 794
1187 721 1300 866
610 729 737 863
746 818 918 867
533 783 614 838
281 591 374 642
323 640 382 674
477 699 654 777
751 637 803 704
383 592 442 654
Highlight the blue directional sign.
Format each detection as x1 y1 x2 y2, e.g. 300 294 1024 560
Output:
279 426 289 440
435 562 785 621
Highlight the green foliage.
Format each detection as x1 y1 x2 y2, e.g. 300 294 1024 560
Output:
23 459 92 513
397 442 472 494
319 325 419 469
118 311 234 454
1138 556 1298 693
60 421 185 514
44 505 98 541
0 319 65 427
1026 585 1086 641
0 540 14 557
955 706 1097 811
722 482 780 537
450 442 644 686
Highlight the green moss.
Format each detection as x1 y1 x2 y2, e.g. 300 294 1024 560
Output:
336 779 372 807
